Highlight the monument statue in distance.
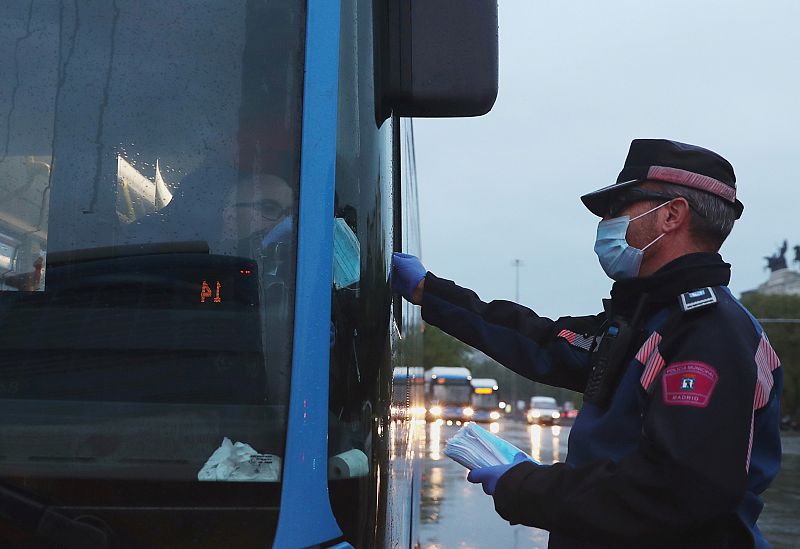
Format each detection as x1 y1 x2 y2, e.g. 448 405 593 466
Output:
744 239 800 297
764 240 788 272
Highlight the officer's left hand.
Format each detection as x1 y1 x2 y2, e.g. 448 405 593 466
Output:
391 252 426 304
467 452 533 495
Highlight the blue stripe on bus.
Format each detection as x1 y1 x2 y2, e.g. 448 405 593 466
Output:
272 1 343 547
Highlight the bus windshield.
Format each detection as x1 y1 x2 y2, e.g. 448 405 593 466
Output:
472 392 499 410
431 383 472 406
0 0 304 541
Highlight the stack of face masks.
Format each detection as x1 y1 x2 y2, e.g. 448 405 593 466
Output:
444 423 535 470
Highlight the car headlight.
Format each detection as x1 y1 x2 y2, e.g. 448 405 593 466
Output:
429 406 442 416
490 411 501 420
463 407 474 417
531 411 540 418
553 411 560 419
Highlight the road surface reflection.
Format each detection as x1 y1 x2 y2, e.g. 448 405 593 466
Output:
420 420 564 549
419 422 800 549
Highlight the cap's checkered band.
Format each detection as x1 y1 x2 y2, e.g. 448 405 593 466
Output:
556 329 596 351
647 166 736 203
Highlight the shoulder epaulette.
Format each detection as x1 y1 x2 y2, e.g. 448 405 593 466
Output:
678 287 718 313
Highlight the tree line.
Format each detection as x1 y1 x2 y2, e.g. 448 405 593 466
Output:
740 293 800 421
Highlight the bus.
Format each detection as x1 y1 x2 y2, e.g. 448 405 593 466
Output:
392 366 426 421
0 1 497 548
470 378 502 423
424 367 474 422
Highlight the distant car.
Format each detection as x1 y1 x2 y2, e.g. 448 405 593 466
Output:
527 396 560 425
561 400 579 419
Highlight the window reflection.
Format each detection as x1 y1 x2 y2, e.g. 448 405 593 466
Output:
530 424 543 462
421 465 446 525
529 424 564 464
116 154 174 223
429 421 442 461
0 155 50 292
552 426 561 463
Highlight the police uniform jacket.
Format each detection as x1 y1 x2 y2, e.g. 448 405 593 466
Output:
421 253 782 549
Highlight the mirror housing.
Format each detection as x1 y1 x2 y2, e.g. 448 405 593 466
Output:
378 0 499 119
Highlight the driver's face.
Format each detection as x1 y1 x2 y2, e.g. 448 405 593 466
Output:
222 174 293 242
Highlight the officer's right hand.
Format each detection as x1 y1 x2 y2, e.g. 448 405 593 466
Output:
467 452 532 496
391 252 426 305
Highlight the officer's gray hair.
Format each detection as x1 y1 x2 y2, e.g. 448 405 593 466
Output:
652 182 737 251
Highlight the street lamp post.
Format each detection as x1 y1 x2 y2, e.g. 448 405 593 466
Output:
512 259 523 302
511 259 524 416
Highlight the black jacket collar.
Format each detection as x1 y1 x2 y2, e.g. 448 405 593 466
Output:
608 252 731 316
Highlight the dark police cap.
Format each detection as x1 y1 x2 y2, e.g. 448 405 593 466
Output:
581 139 743 219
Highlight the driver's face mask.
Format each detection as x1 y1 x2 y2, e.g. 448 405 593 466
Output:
594 201 669 280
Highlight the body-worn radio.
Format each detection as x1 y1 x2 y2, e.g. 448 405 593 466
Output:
583 295 649 408
583 321 636 407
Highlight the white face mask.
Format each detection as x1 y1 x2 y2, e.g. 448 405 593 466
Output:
593 201 668 280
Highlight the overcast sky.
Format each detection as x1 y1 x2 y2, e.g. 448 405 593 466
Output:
414 0 800 319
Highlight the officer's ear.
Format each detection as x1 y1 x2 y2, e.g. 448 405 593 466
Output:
661 197 691 234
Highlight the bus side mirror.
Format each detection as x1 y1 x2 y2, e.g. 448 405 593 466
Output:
379 0 499 119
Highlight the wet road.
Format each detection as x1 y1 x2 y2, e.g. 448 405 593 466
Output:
759 434 800 548
419 421 800 549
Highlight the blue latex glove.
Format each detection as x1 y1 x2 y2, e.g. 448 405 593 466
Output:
391 252 426 301
467 452 532 495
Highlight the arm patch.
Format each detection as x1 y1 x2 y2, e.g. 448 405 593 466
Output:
661 361 719 408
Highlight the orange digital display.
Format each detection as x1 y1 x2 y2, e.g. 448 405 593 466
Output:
200 280 222 303
474 387 493 394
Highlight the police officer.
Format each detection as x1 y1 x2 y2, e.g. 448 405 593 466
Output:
392 139 782 548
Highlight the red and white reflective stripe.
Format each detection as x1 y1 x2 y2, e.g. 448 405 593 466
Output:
746 334 781 472
557 329 577 344
753 334 781 409
557 329 595 351
647 166 737 203
635 331 662 364
640 349 666 391
636 332 664 390
746 411 754 472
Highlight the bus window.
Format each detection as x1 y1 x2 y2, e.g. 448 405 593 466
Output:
0 0 304 545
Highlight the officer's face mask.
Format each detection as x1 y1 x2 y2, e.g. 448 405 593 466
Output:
594 201 669 280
